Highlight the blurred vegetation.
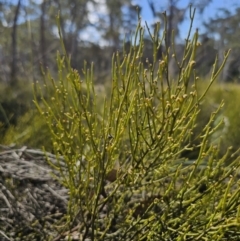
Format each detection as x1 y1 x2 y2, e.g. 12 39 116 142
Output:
0 0 240 84
202 83 240 159
0 80 33 139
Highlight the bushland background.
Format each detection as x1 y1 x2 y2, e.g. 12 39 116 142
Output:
1 0 240 156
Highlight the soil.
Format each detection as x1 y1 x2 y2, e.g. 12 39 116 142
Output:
0 145 68 241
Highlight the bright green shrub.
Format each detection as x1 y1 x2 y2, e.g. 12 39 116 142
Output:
34 10 240 241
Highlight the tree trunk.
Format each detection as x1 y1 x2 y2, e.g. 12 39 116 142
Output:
11 0 21 85
40 0 47 70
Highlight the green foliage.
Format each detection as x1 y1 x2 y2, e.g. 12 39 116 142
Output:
0 80 54 149
1 109 52 149
200 83 240 159
0 81 33 138
34 11 240 240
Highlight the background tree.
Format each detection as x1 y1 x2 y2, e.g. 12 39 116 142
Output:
39 0 48 71
203 7 240 82
11 0 21 85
